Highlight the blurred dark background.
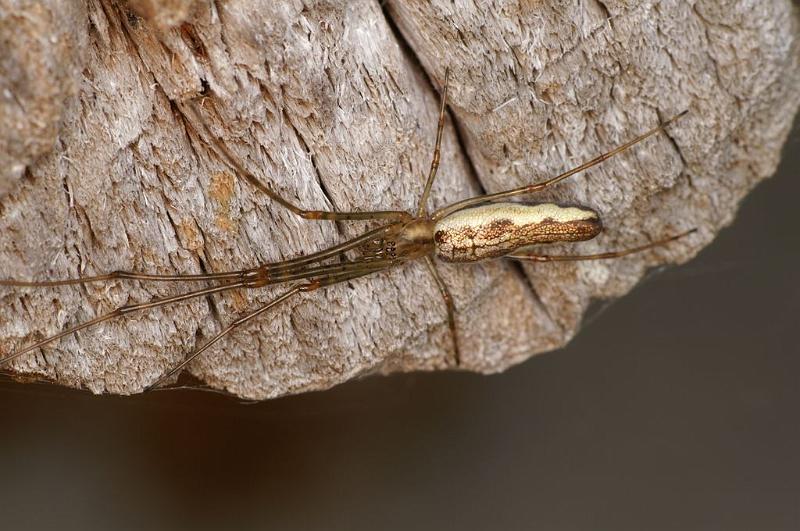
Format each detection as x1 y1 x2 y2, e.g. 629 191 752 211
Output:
1 114 798 530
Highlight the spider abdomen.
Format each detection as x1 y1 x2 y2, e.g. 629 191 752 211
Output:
433 202 602 262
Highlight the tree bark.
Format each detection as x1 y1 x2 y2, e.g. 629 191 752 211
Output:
0 0 798 399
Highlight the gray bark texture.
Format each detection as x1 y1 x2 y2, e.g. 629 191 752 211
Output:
0 0 798 399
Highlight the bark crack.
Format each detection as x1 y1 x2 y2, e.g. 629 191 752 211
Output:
379 0 487 198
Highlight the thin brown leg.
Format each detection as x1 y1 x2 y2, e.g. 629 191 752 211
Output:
146 265 383 391
0 269 257 287
1 252 400 368
416 69 450 217
0 279 255 366
510 229 696 262
425 257 460 367
183 103 411 223
145 285 303 390
0 223 400 288
432 110 689 221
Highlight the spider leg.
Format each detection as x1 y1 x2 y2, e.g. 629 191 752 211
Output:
433 111 688 221
417 69 450 217
183 102 411 223
146 262 390 391
425 257 460 367
0 223 401 288
0 279 254 366
509 229 696 263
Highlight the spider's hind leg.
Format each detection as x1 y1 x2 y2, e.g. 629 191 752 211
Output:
425 257 461 367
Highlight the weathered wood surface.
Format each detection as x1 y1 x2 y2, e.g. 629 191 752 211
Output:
0 0 797 399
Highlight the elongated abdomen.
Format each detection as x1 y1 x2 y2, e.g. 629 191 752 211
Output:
433 202 602 262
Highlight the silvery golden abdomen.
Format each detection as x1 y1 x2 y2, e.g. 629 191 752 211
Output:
433 202 602 262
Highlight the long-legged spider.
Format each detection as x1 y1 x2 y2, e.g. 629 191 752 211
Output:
0 71 692 390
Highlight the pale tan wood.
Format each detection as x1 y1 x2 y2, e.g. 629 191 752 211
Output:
0 0 797 399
